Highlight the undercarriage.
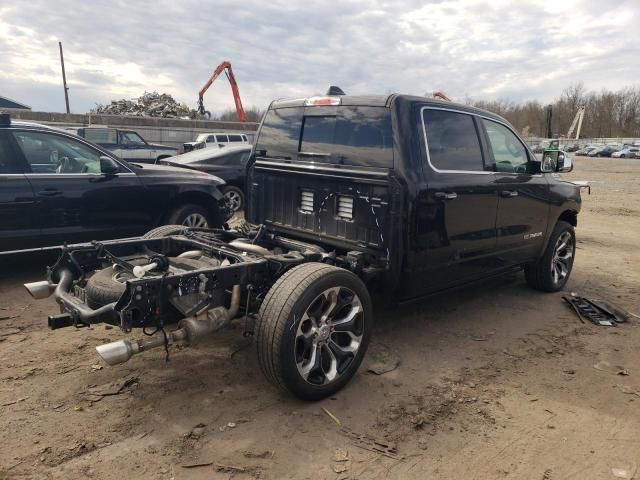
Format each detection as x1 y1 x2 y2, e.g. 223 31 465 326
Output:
24 225 384 396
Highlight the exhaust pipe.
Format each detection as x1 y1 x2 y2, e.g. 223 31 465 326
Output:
24 281 56 299
96 285 241 366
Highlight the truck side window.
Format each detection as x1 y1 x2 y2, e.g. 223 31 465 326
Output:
422 109 484 172
482 120 531 174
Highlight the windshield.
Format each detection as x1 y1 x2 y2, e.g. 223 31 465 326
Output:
195 134 209 142
256 106 393 168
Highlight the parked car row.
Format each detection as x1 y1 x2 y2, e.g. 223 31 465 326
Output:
574 144 640 157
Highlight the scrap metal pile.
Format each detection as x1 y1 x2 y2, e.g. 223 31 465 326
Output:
91 91 195 118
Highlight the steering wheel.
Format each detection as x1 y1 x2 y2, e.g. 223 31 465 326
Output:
55 156 72 174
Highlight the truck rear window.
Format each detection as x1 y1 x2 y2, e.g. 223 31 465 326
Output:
82 128 116 144
256 106 393 168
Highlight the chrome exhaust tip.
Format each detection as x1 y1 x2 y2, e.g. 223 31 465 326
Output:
96 340 139 366
24 281 56 300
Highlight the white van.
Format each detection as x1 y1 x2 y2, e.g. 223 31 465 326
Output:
183 132 250 152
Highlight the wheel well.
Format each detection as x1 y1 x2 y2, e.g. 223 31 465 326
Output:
160 191 223 225
156 155 172 161
558 210 578 227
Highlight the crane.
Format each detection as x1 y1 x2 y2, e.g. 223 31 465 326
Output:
432 91 451 101
197 61 247 122
566 106 585 139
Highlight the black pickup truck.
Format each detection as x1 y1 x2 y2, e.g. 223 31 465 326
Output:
25 92 581 400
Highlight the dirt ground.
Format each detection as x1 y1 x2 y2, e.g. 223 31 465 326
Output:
1 156 639 480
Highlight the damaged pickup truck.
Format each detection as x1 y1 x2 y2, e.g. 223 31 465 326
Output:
25 92 581 400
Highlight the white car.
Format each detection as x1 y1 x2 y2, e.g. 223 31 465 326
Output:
611 146 640 158
183 132 250 152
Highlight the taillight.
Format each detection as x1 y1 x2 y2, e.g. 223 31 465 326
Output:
305 96 341 106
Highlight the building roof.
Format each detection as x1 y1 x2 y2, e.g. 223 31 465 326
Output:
0 96 32 110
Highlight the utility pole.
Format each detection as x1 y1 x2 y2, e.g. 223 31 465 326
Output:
58 41 70 114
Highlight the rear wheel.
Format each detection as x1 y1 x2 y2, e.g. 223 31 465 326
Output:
166 204 211 228
256 263 372 400
525 221 575 292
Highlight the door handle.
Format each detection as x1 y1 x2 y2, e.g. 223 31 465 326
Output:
434 191 458 200
500 190 518 198
38 188 63 197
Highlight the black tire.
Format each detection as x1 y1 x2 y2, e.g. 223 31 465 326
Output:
256 263 373 401
166 204 212 229
222 186 244 212
86 257 210 308
525 221 576 292
142 224 186 239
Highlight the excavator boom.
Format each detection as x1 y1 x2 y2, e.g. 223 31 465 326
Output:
197 60 247 122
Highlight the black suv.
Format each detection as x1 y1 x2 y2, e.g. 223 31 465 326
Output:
26 93 581 400
0 115 230 252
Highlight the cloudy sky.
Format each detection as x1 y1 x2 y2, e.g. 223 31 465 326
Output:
1 0 637 114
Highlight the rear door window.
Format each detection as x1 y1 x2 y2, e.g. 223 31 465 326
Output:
215 135 229 143
422 109 485 172
228 134 243 142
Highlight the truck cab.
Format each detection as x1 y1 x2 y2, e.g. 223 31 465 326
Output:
247 93 581 300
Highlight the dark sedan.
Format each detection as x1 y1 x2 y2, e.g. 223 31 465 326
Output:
0 115 230 253
161 145 251 212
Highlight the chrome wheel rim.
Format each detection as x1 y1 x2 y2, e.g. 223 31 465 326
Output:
224 190 242 212
182 213 209 228
295 287 364 385
551 231 574 284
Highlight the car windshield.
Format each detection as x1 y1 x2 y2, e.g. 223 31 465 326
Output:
195 134 209 142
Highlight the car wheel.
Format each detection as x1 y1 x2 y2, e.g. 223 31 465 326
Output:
256 263 373 401
222 186 244 212
525 221 576 292
166 204 211 228
620 154 625 158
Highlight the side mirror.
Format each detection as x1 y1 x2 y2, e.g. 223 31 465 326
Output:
541 150 573 173
100 156 120 175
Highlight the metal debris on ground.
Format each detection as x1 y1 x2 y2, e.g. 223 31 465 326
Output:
367 343 401 375
563 294 630 326
91 91 195 118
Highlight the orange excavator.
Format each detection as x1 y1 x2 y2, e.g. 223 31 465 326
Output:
197 61 247 122
432 91 451 101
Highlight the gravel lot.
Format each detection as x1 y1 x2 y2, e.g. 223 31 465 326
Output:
1 156 639 480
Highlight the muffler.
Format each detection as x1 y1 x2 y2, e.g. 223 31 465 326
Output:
96 285 241 366
24 281 56 299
